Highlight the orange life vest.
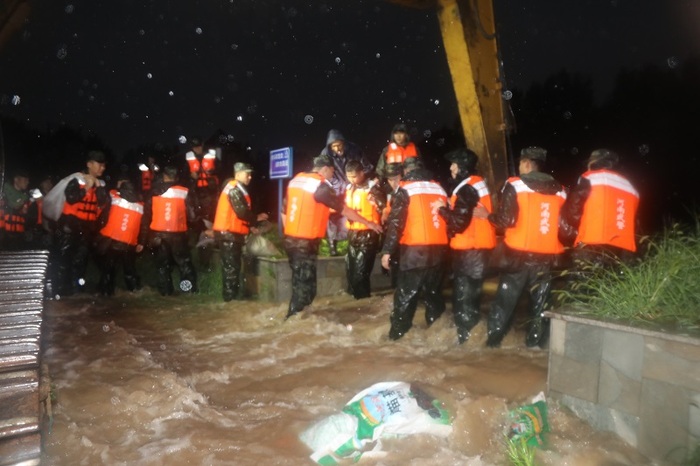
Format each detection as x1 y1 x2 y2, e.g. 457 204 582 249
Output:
399 180 448 246
61 175 105 222
213 180 251 235
186 150 219 188
386 142 418 164
575 169 639 252
345 181 381 230
284 172 331 240
503 177 566 254
150 185 189 233
100 190 143 246
449 176 496 250
3 211 26 232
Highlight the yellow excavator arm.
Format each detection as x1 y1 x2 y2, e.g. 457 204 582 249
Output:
389 0 509 191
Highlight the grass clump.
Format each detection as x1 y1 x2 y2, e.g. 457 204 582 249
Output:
505 436 537 466
557 221 700 329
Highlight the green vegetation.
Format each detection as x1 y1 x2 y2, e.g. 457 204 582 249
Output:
557 221 700 329
505 436 536 466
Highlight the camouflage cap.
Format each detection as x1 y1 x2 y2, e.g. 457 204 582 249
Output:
520 146 547 162
588 148 619 166
86 150 106 163
445 148 478 171
234 162 253 173
313 154 334 168
384 162 403 177
402 157 424 171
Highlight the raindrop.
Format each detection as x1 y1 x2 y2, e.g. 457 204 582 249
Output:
375 53 381 58
436 138 445 147
168 90 174 96
10 95 20 105
247 103 258 114
231 43 239 50
146 73 153 79
65 4 74 14
102 324 110 332
423 130 432 138
160 344 166 350
502 90 513 101
563 111 572 120
638 144 650 156
178 135 187 144
236 115 243 121
78 278 86 286
304 114 314 124
56 44 68 60
433 99 440 106
227 134 235 142
570 147 579 155
139 29 145 36
195 27 203 35
120 112 129 119
110 397 120 405
335 57 341 64
667 56 679 69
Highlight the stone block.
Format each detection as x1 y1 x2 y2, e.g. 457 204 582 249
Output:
644 337 700 391
549 318 566 356
564 321 603 363
598 360 641 416
638 378 691 462
548 353 600 403
556 394 639 448
602 328 643 381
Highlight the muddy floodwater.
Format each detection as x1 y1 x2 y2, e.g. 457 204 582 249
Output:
40 284 658 465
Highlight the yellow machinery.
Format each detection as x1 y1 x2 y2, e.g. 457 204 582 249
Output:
390 0 509 191
0 0 30 51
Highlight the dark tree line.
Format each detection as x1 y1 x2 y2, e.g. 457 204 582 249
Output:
3 57 699 232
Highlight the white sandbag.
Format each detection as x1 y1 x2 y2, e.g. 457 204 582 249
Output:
42 172 83 221
244 233 281 257
299 381 452 465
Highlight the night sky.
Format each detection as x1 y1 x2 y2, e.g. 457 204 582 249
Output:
1 0 698 159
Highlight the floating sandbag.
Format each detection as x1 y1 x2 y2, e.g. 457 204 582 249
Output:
300 381 452 465
506 392 549 448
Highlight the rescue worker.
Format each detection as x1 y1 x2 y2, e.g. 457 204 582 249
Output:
55 151 110 295
185 136 219 268
95 180 144 296
375 123 421 180
212 162 269 301
343 160 385 299
138 155 160 196
140 165 199 296
380 157 449 340
475 147 567 348
319 129 374 256
1 169 31 250
284 154 382 318
381 163 404 286
560 148 640 268
437 149 497 344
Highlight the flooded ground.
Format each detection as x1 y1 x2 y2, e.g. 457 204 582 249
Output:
40 283 659 465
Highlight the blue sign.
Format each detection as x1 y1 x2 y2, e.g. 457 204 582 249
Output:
270 147 293 179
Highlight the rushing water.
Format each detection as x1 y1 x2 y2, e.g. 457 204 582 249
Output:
40 284 659 465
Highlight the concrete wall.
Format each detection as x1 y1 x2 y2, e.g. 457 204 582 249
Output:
547 311 700 464
244 256 392 302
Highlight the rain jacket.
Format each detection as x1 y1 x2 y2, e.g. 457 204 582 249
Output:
319 129 374 198
213 179 256 238
488 171 568 268
98 188 143 247
380 168 448 271
139 179 197 243
375 124 422 178
561 168 639 252
59 174 110 234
